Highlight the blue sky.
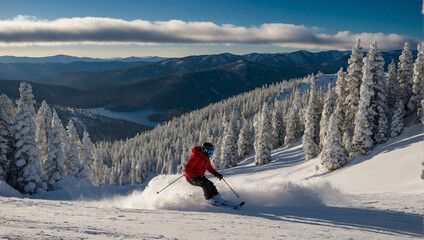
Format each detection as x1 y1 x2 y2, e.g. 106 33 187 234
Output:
0 0 422 58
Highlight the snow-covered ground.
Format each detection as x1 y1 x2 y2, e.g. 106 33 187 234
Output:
1 123 423 239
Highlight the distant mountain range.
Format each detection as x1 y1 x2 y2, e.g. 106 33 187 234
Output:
0 50 417 112
0 61 152 81
0 60 285 110
0 55 166 64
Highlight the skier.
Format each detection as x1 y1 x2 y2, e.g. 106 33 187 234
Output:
185 142 225 205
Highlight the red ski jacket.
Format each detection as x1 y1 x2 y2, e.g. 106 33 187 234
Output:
185 146 217 181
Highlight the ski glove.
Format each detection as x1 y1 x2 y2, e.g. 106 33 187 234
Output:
214 172 223 180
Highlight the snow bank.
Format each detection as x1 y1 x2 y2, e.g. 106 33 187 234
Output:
0 180 22 197
323 123 424 194
34 176 143 201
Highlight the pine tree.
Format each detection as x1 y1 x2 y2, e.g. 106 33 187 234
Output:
421 100 424 124
351 57 375 157
119 156 131 185
271 103 285 149
284 105 300 145
64 120 82 177
334 68 347 136
36 101 52 165
343 39 364 153
421 102 424 180
110 159 120 185
386 60 399 110
302 76 322 160
135 157 147 184
92 146 107 186
9 82 47 194
79 131 93 182
254 104 272 166
221 116 239 169
164 149 175 174
155 148 164 174
0 94 14 181
368 42 388 144
177 143 190 173
335 68 348 101
319 85 337 150
292 89 304 136
221 125 238 169
44 110 66 187
237 118 253 159
390 98 405 138
398 42 414 108
319 112 347 171
409 42 424 122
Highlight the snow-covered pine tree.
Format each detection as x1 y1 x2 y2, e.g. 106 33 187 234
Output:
319 85 337 150
177 143 190 173
319 112 347 171
292 89 304 135
302 75 322 160
368 42 388 144
334 68 347 135
155 147 165 174
36 101 52 165
421 99 424 124
211 137 222 170
284 105 300 145
79 131 93 182
164 149 175 174
44 110 66 187
335 68 348 103
351 57 375 157
254 103 272 166
220 115 239 169
300 89 308 133
343 39 364 153
421 101 424 180
390 98 405 138
135 157 147 184
0 94 15 181
271 102 285 149
386 60 399 110
119 156 131 185
409 42 424 122
221 125 238 169
110 159 120 185
64 120 82 177
237 118 253 159
253 113 260 154
9 82 47 194
398 42 414 108
92 146 107 186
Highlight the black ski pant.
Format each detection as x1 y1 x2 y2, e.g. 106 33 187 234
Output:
188 176 218 200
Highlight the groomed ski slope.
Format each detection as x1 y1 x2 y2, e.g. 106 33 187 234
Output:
0 123 423 239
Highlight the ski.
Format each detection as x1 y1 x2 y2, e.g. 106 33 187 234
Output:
211 201 245 210
227 201 245 210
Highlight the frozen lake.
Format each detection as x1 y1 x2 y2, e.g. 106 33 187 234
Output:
87 107 162 126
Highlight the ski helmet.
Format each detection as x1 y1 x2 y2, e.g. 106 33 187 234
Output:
201 142 214 157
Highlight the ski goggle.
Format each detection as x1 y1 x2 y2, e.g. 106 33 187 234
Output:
207 150 214 157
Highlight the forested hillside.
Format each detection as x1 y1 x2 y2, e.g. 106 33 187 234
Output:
0 40 423 194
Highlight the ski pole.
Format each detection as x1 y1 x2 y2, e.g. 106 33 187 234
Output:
157 174 185 194
222 178 240 198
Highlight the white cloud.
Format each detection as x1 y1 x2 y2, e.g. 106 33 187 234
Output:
0 15 418 50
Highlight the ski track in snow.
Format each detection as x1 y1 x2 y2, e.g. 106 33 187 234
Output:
0 124 423 239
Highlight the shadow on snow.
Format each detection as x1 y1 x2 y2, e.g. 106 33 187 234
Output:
200 205 423 238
